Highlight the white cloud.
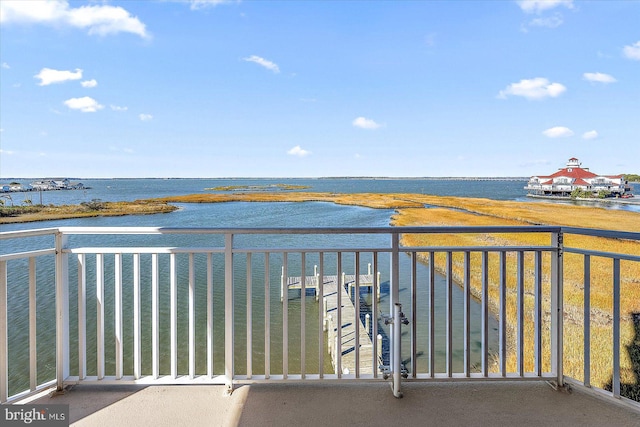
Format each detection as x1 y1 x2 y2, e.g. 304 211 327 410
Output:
498 77 566 100
582 130 598 140
1 62 9 69
583 72 616 84
81 79 97 88
110 105 128 111
542 126 574 138
287 145 311 157
35 67 82 86
243 55 280 73
352 117 382 130
0 0 149 38
517 0 573 14
623 41 640 61
63 96 103 112
139 113 153 121
189 0 236 10
0 149 15 155
528 14 563 28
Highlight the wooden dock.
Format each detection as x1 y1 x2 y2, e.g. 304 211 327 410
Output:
283 271 381 376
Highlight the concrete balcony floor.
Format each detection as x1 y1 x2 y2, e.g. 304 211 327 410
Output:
26 381 639 426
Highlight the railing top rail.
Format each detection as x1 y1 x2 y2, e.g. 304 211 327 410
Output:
0 227 59 240
561 227 640 241
52 225 563 235
2 225 637 242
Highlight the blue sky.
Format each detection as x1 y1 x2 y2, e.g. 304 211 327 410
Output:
1 0 638 178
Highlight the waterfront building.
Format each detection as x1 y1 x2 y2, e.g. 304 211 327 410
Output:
29 178 85 191
525 157 632 197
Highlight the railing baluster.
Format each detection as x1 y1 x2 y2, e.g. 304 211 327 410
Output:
372 252 378 378
170 253 177 379
481 251 489 377
55 233 69 390
300 252 306 378
133 254 141 380
390 233 401 397
0 260 8 403
463 251 470 377
336 252 342 377
246 253 252 379
96 253 105 380
411 251 417 379
224 233 234 390
534 251 542 377
318 253 325 378
152 254 159 379
264 252 270 379
207 253 214 378
78 254 86 381
446 251 453 377
517 251 524 376
29 257 37 390
551 231 564 387
189 253 196 379
115 253 123 380
612 258 620 398
583 254 590 387
283 253 288 378
429 251 435 378
499 251 507 377
354 252 360 378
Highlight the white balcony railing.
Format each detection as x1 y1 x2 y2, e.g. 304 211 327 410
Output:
1 226 639 407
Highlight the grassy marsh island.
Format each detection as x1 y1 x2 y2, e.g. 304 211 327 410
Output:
156 191 640 395
0 199 177 224
205 183 311 191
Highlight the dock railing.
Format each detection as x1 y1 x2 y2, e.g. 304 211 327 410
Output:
0 226 638 407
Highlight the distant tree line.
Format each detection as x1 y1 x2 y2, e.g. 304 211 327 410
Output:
625 174 640 182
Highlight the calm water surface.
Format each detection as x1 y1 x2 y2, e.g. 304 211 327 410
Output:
3 178 634 395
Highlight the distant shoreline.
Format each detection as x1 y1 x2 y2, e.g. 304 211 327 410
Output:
2 176 530 181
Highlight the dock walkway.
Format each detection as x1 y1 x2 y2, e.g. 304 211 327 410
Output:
283 272 380 376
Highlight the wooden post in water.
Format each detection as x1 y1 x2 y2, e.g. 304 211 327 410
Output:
280 266 284 302
315 265 319 301
366 314 370 337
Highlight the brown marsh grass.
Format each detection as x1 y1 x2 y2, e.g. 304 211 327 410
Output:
0 200 177 224
161 191 640 392
8 191 638 394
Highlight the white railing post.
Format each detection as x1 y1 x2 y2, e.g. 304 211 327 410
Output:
612 258 621 398
115 254 123 380
390 232 402 398
224 233 234 394
551 230 564 387
0 260 8 403
55 231 69 391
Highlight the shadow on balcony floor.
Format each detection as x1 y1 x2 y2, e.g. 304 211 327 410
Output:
24 380 639 426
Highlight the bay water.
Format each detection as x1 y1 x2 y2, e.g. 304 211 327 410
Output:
2 178 634 394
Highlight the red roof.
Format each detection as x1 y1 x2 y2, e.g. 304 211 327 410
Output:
548 167 598 179
573 178 590 186
541 179 554 185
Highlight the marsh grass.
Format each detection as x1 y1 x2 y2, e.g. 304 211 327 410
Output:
0 200 177 224
391 203 640 395
161 191 640 394
7 191 638 396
